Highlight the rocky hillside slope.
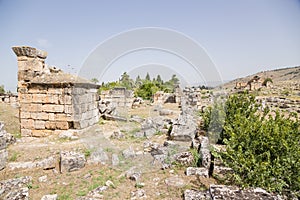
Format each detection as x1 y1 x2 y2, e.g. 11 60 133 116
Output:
222 65 300 90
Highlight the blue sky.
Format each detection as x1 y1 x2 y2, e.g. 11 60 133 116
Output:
1 0 300 91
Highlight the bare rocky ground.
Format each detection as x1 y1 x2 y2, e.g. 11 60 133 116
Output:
0 102 216 200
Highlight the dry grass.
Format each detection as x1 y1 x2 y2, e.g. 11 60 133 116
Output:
0 102 20 137
0 102 217 199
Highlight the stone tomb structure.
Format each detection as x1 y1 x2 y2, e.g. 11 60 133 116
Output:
12 46 100 137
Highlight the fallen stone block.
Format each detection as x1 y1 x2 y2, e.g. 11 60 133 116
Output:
174 151 195 166
0 149 7 170
165 176 186 188
60 151 86 173
199 137 211 169
41 194 58 200
111 154 119 166
122 146 136 159
88 148 109 165
210 185 279 200
8 156 56 170
125 166 142 182
159 109 173 116
130 189 147 199
186 167 209 178
184 189 212 200
103 114 127 122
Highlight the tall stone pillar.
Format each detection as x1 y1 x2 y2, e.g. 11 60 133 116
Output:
12 46 48 84
12 46 48 136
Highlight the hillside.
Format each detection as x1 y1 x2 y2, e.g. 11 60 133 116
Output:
221 66 300 90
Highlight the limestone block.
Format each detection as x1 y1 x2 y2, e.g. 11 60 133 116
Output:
34 120 45 130
48 113 55 121
63 87 72 95
31 112 48 120
20 103 30 112
44 94 59 104
73 105 81 114
32 130 52 137
12 46 47 59
45 121 56 130
72 88 85 95
48 88 63 95
18 70 37 82
55 122 69 130
17 56 28 61
73 113 82 121
79 120 88 129
89 88 98 93
72 95 80 105
186 167 209 177
28 87 47 94
60 151 86 173
81 104 88 113
31 103 43 112
92 109 99 117
42 104 64 113
64 105 74 114
0 149 8 170
184 190 211 200
21 58 44 71
21 129 32 137
58 95 72 105
73 122 81 129
19 94 32 103
18 86 28 94
32 94 46 103
0 137 6 151
20 111 31 119
54 114 68 121
21 119 34 129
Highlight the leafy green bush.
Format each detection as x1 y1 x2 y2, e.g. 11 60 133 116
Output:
210 92 300 193
262 77 273 86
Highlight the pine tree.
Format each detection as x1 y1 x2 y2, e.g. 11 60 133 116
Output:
145 72 151 81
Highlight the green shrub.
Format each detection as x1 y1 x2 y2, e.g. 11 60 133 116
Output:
211 92 300 193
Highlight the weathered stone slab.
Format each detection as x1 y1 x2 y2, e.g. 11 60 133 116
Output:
209 185 279 200
184 189 212 200
60 151 86 173
8 156 56 170
0 149 8 170
173 152 194 166
41 194 58 200
186 167 209 177
199 137 211 169
165 176 186 188
88 148 109 165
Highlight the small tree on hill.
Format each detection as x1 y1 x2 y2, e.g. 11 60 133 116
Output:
0 85 5 94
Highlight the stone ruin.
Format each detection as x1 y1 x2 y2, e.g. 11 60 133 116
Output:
12 46 100 137
0 93 18 106
100 87 134 108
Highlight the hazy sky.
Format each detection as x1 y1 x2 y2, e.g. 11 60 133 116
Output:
1 0 300 92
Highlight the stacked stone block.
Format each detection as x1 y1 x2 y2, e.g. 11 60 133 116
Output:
12 46 100 137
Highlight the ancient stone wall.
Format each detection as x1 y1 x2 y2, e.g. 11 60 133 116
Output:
100 87 134 108
12 46 100 137
183 86 212 109
0 94 18 104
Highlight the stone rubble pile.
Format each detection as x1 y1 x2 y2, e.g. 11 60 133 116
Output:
184 185 288 200
0 122 16 170
0 176 32 200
